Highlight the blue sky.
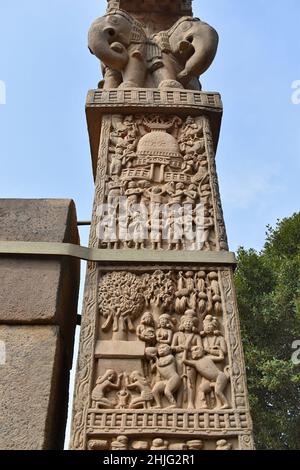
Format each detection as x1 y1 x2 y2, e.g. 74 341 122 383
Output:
0 0 299 252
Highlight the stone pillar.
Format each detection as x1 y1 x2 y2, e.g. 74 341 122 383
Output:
0 199 80 450
71 0 254 451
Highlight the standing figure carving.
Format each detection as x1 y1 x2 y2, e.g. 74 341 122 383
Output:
171 310 202 408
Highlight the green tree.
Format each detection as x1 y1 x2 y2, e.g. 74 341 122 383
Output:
235 213 300 450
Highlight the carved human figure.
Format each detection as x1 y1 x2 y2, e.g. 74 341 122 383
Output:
184 184 199 206
109 146 124 176
116 388 130 409
166 212 183 251
201 315 227 361
167 182 185 206
125 181 143 208
171 310 202 408
202 208 215 250
145 185 165 206
152 344 181 409
182 341 230 410
107 179 122 211
111 435 129 450
136 312 156 346
151 438 169 450
140 180 152 208
126 371 154 409
193 161 209 188
149 216 163 250
216 439 232 451
156 314 174 345
180 116 203 141
91 370 123 408
126 208 149 249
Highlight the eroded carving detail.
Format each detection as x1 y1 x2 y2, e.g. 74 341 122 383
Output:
97 114 218 251
95 269 231 412
98 271 144 340
89 9 218 90
87 433 240 450
71 0 253 452
216 439 232 451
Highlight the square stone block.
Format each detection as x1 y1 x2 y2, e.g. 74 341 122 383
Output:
0 325 69 450
0 199 80 361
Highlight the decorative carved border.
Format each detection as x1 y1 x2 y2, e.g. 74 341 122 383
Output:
87 89 222 111
220 269 254 448
70 118 112 449
86 409 250 436
203 116 229 251
239 433 255 450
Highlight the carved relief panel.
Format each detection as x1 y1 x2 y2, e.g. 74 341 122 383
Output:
94 114 228 252
70 265 253 449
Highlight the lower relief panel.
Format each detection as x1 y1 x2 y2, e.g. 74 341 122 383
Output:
71 264 254 450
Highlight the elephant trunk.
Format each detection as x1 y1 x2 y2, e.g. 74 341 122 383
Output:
88 20 129 72
178 22 219 82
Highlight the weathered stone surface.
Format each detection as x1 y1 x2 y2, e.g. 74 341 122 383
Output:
0 200 80 361
0 325 69 450
0 199 80 449
70 0 254 451
88 9 218 90
0 199 79 243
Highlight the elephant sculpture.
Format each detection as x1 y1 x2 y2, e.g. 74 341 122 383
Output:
163 16 219 89
88 10 219 90
88 9 148 89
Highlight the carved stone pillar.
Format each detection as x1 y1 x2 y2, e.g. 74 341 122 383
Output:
70 0 254 451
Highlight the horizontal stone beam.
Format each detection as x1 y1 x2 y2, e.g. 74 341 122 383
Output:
0 240 237 265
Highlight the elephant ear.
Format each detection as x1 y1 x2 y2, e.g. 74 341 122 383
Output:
168 17 219 85
184 20 219 78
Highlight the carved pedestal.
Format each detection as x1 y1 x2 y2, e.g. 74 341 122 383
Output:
70 88 254 450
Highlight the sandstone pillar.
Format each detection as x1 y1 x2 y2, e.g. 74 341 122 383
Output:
0 199 80 450
70 0 254 451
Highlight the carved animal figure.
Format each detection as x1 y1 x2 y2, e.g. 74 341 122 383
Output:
88 10 219 90
183 346 230 409
152 344 181 408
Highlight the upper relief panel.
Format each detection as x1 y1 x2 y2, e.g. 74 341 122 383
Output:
107 1 193 33
88 6 218 90
95 114 228 252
